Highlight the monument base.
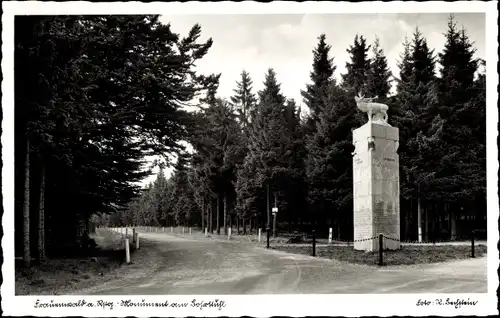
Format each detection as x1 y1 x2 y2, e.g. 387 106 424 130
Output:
352 122 400 252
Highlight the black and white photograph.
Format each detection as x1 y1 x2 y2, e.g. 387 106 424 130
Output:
1 1 498 317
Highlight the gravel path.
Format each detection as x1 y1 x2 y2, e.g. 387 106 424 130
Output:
75 231 487 295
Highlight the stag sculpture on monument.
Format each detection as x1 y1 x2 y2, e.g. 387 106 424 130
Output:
354 92 389 125
352 92 400 252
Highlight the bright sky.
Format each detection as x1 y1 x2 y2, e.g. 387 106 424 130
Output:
140 13 486 186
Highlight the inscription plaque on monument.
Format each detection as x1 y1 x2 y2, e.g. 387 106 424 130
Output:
352 93 400 251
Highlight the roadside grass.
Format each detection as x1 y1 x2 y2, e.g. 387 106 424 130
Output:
15 229 133 295
270 244 487 266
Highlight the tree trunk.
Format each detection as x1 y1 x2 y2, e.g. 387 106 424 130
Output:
208 201 212 233
223 192 227 235
243 217 246 235
417 196 422 242
431 204 436 242
23 138 31 268
337 219 341 241
404 200 410 241
37 160 46 263
216 195 220 235
237 216 240 235
450 207 456 240
201 197 205 231
425 202 429 242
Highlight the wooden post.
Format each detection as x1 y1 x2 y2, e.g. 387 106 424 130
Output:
273 213 277 238
266 227 271 248
189 227 192 235
328 227 333 244
135 234 140 250
171 226 173 233
228 227 232 240
125 238 130 264
205 227 208 237
378 234 384 266
258 228 262 243
132 228 136 243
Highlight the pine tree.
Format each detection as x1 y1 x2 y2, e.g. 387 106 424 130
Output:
257 68 286 106
14 15 218 257
305 83 358 239
237 68 297 231
395 26 437 195
282 99 308 230
374 27 439 241
301 34 336 131
396 36 413 95
433 14 485 232
411 27 437 87
235 153 262 233
438 15 479 110
230 70 257 128
152 168 169 225
341 34 371 94
170 154 197 226
366 36 392 99
189 95 243 234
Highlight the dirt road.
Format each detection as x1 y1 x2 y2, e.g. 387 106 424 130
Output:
75 231 487 295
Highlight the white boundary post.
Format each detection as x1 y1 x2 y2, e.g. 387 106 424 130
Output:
125 238 130 264
329 228 333 244
258 228 262 243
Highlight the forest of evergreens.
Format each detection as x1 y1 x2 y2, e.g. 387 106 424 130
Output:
14 14 486 267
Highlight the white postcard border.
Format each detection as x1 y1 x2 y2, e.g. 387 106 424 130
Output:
2 1 498 317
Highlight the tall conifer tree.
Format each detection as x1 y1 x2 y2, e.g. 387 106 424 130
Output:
366 36 392 99
341 34 371 94
301 34 336 132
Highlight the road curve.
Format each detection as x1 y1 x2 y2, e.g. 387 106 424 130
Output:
76 232 487 295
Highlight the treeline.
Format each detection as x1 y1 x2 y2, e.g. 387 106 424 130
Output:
98 15 486 242
15 15 485 268
14 16 219 266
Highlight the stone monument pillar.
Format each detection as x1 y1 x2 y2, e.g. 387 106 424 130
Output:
352 94 400 251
